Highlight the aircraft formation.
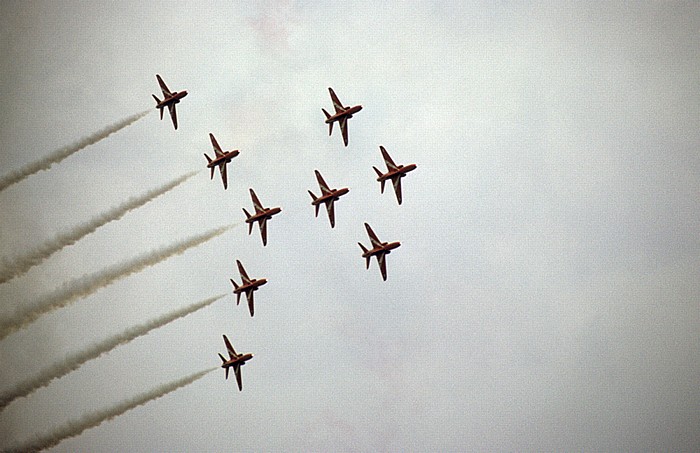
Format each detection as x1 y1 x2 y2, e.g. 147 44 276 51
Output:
154 76 417 391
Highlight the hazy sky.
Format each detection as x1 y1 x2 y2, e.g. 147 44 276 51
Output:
1 1 698 451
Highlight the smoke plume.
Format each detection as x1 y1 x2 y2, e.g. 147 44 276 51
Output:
0 171 198 284
0 224 235 340
5 368 216 452
0 110 151 192
0 294 225 410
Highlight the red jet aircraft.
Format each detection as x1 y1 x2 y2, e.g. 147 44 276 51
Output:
218 334 253 391
204 133 239 190
308 170 350 228
152 74 188 130
373 146 417 205
230 259 268 317
243 188 282 246
322 87 362 147
358 222 401 281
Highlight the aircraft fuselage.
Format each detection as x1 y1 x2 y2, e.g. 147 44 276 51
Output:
222 352 253 370
377 163 417 182
156 90 188 108
233 278 268 295
362 241 401 258
325 105 363 124
207 150 240 168
313 187 349 205
246 207 282 224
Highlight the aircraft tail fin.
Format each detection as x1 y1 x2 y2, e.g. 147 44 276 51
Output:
322 109 333 135
373 167 386 193
358 243 371 269
308 191 320 216
204 154 215 179
230 279 241 305
242 208 253 234
152 95 163 119
218 353 230 379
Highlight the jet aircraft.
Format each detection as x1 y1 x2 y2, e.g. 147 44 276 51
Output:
358 222 401 281
152 74 188 130
243 188 282 246
322 87 362 147
230 259 268 317
373 146 417 205
204 133 239 190
308 170 350 228
218 334 253 391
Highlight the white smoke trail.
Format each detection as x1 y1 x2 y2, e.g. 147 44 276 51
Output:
0 224 235 341
0 171 198 285
5 368 216 453
0 110 151 192
0 294 225 411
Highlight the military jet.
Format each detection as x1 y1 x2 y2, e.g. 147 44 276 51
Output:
308 170 349 228
230 259 268 317
243 188 282 246
204 133 239 190
218 334 253 391
152 74 188 130
358 222 401 281
322 87 362 146
373 146 417 205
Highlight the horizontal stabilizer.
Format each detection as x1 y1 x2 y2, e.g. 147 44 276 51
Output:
358 242 368 254
242 209 253 234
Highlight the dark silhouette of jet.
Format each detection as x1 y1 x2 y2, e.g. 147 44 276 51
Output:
218 335 253 391
152 74 188 130
308 170 349 228
373 146 417 205
322 87 362 146
358 222 401 281
243 188 282 246
204 133 239 190
230 260 268 317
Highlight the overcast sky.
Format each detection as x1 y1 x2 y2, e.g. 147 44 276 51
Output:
1 1 698 451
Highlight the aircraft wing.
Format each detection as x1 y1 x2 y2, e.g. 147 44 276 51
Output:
364 223 382 248
210 133 223 156
246 289 255 317
237 260 251 284
340 117 349 147
156 74 172 96
315 170 331 195
259 217 268 246
249 188 264 213
219 162 228 190
328 87 346 113
377 253 388 281
380 146 398 171
234 364 243 391
168 103 178 130
325 200 336 228
223 335 237 359
392 176 402 205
